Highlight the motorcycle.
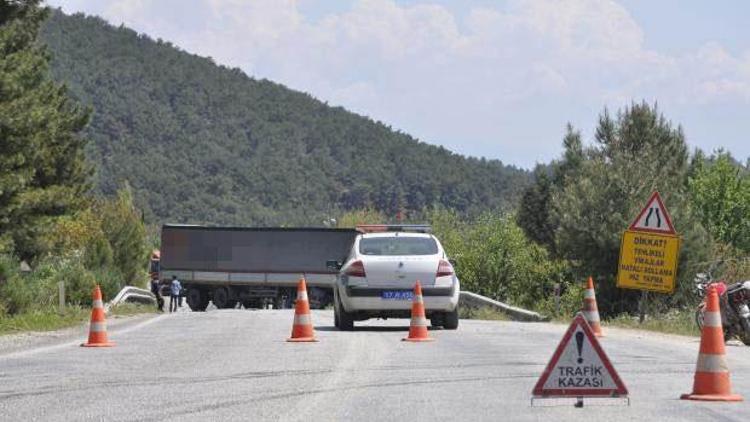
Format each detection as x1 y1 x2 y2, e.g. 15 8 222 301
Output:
694 272 750 345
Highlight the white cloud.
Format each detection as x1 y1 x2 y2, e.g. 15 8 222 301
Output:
46 0 750 166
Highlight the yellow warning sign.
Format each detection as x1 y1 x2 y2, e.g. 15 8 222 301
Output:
616 230 680 293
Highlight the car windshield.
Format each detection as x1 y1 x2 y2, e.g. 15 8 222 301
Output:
359 237 438 256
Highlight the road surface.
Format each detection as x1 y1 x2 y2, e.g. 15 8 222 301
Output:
1 309 749 421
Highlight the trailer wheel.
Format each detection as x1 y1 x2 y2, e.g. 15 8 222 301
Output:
212 287 230 309
186 288 209 312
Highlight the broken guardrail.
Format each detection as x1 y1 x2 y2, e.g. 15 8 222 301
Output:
459 291 549 322
105 286 156 312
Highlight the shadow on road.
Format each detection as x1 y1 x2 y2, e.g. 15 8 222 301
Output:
315 325 439 332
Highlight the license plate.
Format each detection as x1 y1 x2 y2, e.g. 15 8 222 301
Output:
381 290 413 300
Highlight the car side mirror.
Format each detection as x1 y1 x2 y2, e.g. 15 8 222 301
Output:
326 260 342 271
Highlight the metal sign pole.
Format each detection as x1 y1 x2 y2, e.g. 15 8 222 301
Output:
58 281 65 314
638 291 648 324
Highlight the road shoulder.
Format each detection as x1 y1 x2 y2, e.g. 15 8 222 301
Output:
0 312 161 357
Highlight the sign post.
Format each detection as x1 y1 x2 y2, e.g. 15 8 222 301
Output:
58 280 65 314
616 192 681 294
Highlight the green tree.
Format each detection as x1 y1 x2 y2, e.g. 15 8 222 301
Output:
336 208 387 228
39 11 532 227
429 208 571 311
518 124 583 253
97 185 148 286
0 0 90 259
550 103 711 314
517 167 554 247
689 151 750 252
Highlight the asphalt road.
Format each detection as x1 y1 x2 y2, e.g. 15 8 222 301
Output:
1 309 750 421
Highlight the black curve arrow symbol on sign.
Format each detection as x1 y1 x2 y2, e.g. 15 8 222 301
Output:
644 207 662 228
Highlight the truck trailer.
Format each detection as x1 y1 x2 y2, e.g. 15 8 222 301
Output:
159 225 358 311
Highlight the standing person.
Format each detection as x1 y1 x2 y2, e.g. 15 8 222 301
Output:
170 275 182 313
150 278 164 312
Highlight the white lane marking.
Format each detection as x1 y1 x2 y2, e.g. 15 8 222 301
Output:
0 314 166 360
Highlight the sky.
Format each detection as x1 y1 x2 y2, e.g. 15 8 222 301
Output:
45 0 750 169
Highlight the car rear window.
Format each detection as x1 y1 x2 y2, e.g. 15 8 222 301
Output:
359 237 438 256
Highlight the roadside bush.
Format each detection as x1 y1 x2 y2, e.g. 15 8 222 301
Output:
336 208 387 228
89 266 125 302
535 282 585 319
0 275 39 315
0 253 123 316
41 185 148 289
428 208 573 311
0 254 56 315
49 257 97 306
96 185 148 286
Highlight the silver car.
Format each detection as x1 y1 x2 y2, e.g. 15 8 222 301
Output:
332 225 460 330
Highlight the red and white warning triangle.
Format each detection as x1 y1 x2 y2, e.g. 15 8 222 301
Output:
532 313 628 398
628 191 676 234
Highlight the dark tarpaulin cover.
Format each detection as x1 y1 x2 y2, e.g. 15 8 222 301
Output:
160 225 357 274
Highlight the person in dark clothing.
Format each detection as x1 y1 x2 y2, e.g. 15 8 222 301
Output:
150 278 164 311
169 275 182 313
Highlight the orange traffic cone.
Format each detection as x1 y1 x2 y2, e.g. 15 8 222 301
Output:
583 276 604 337
403 281 433 342
81 285 114 347
287 277 317 342
681 285 743 402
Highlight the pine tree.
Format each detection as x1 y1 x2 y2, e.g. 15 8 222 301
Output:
0 0 90 259
551 102 710 314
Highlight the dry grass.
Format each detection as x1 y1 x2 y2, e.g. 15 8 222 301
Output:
109 302 157 317
0 302 156 335
604 310 700 337
459 305 510 321
0 307 89 335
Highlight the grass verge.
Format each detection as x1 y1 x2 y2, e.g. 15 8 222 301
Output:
109 302 158 317
0 307 89 335
459 305 509 321
604 310 699 337
0 302 157 336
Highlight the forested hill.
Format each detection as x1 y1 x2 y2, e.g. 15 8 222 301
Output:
40 11 530 226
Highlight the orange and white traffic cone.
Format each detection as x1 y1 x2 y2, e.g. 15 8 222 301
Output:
681 285 743 402
81 285 114 347
287 277 317 342
403 281 433 342
582 276 604 337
